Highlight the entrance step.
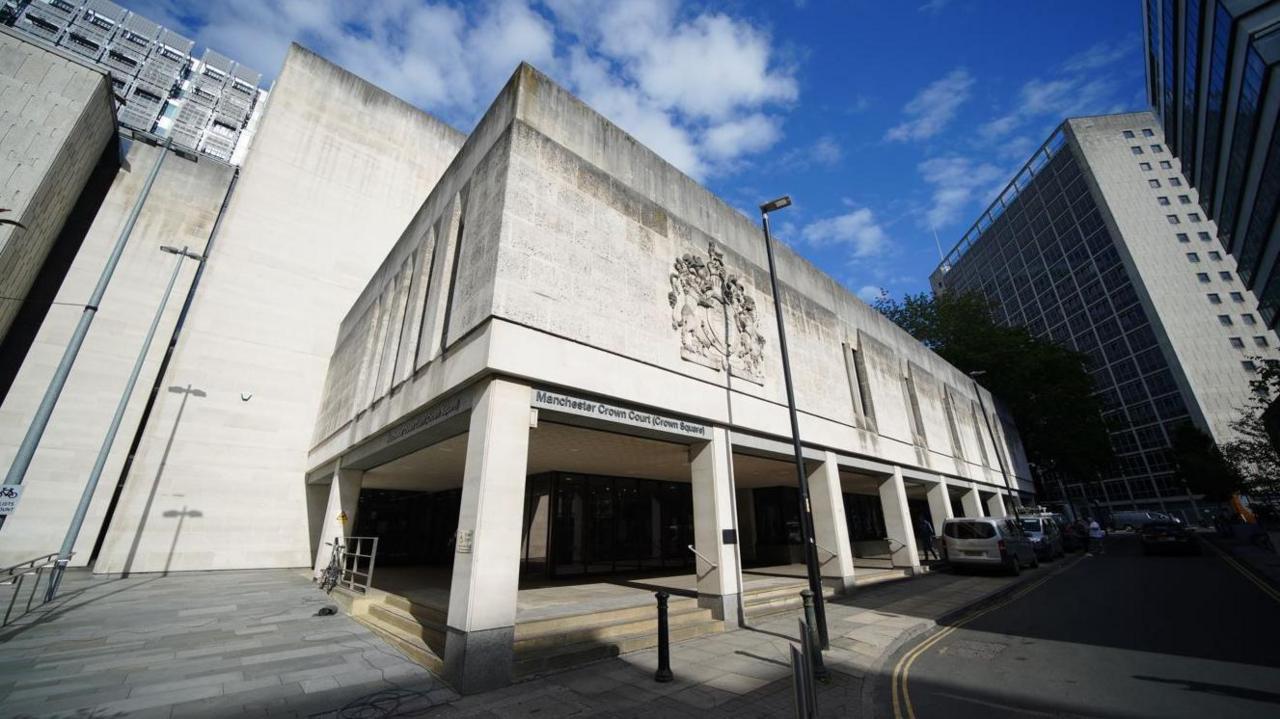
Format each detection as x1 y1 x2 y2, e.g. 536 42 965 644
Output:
513 598 722 677
331 587 447 675
854 567 916 587
742 582 840 621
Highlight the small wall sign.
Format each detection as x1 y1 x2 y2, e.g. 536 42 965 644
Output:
0 485 21 517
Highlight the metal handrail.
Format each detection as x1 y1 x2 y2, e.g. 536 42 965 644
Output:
2 552 69 626
324 536 379 595
687 544 718 570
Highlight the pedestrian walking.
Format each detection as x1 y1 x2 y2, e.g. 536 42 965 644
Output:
1087 517 1106 555
917 513 938 561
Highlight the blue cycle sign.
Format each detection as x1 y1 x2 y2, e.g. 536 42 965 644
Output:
0 485 21 516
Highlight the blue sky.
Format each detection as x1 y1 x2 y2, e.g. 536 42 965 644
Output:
122 0 1146 301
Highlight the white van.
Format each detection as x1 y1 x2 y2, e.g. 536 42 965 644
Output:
942 517 1038 575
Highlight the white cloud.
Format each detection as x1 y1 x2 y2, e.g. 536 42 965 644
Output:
917 156 1005 229
885 68 974 142
800 208 890 259
856 285 884 303
1062 39 1137 73
131 0 797 180
779 134 843 170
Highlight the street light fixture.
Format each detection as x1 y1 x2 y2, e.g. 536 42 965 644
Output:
758 195 829 650
46 243 205 600
968 370 1021 520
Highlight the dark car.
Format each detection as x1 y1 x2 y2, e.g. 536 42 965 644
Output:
1061 520 1088 552
1140 521 1199 555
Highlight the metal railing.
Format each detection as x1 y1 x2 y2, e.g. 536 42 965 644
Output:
3 552 68 626
687 544 718 570
321 536 379 595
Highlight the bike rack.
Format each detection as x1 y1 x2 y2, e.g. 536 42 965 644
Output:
2 552 70 626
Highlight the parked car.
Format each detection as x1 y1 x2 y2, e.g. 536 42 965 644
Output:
942 517 1038 575
1140 520 1199 555
1019 515 1065 561
1061 519 1088 552
1111 510 1180 531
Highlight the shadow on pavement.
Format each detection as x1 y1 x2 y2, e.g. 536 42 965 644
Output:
1133 675 1280 705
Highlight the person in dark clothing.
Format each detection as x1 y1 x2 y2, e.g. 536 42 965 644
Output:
917 513 938 561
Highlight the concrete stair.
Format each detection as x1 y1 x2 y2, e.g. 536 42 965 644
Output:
512 595 722 677
742 568 915 620
331 587 446 674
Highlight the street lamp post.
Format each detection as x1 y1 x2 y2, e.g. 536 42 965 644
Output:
759 195 829 649
46 244 204 600
0 136 172 532
969 371 1021 520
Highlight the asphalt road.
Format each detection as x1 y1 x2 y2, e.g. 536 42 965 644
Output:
884 534 1280 719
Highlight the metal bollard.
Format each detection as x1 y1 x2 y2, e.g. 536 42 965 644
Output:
800 590 830 682
654 591 673 682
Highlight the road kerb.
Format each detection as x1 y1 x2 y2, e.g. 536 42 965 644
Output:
860 554 1087 719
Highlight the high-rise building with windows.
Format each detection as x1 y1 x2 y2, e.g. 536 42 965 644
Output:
932 111 1278 521
1142 0 1280 325
5 0 266 163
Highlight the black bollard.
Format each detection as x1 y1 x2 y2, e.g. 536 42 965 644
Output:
654 591 673 682
800 590 831 683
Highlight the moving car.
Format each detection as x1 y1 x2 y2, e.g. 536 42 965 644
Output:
1111 510 1179 531
1019 515 1065 561
942 517 1038 575
1140 520 1199 555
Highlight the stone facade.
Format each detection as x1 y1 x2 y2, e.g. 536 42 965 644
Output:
0 28 115 345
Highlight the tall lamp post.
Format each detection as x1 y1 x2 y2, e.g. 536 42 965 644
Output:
46 244 204 599
759 195 828 649
968 370 1021 520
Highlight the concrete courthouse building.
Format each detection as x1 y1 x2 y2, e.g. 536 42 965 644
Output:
0 12 1033 691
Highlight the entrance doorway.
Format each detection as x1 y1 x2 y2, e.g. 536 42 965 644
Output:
354 489 460 567
520 472 694 579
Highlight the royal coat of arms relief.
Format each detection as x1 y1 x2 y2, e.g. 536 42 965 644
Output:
668 243 766 384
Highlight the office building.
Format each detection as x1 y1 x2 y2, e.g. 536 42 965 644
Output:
933 111 1278 520
1143 0 1280 325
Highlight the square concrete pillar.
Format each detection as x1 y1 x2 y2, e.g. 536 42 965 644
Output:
986 491 1008 517
690 426 740 621
312 467 363 579
808 452 856 593
960 484 984 518
444 378 532 694
879 468 920 571
925 476 953 537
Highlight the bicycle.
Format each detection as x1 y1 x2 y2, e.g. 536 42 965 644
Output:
319 540 343 592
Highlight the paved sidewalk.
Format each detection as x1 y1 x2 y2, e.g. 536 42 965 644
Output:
427 566 1045 718
0 569 453 718
0 561 1060 718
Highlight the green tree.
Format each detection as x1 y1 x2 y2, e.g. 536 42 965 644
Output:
1170 423 1242 501
872 290 1114 483
1221 362 1280 501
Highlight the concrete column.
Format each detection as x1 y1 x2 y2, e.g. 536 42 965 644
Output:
960 483 984 518
879 468 920 571
312 467 363 578
690 426 740 621
925 476 953 534
808 452 856 593
444 378 532 693
986 491 1008 517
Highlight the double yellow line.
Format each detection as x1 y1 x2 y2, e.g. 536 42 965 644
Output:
1202 539 1280 605
890 555 1085 719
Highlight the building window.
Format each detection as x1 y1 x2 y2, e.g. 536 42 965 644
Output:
1160 161 1172 169
1230 337 1245 348
1198 231 1211 242
1167 215 1180 225
846 345 878 431
1143 129 1155 137
1178 195 1191 204
1187 253 1200 263
1158 196 1171 206
1256 336 1269 348
1243 314 1257 326
1140 162 1153 171
1151 144 1164 153
1208 293 1222 305
1243 360 1258 371
1149 179 1161 188
1124 130 1136 138
1176 233 1190 243
1170 176 1182 187
1132 146 1145 155
1219 315 1234 326
1197 273 1211 283
1189 213 1202 222
1220 271 1233 281
1230 292 1244 302
1209 252 1222 261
